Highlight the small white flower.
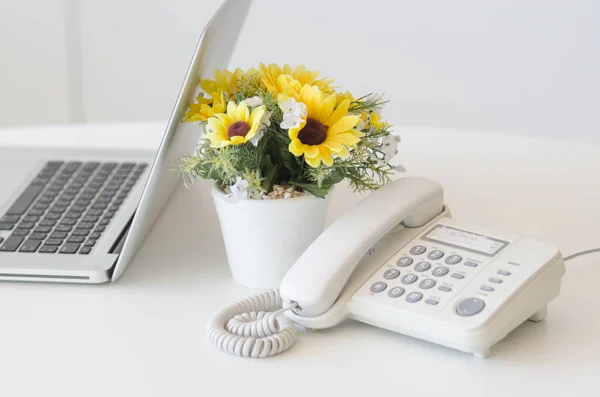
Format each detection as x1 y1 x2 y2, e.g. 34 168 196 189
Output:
227 177 249 202
279 98 307 130
243 96 263 107
281 113 304 129
381 134 401 161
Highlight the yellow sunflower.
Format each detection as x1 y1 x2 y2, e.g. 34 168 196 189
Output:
206 101 266 148
184 90 226 122
282 85 362 167
259 63 335 95
200 67 249 97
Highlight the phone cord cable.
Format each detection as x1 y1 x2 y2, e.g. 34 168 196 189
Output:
206 290 299 358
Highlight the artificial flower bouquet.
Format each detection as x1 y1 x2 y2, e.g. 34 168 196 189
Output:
176 63 402 201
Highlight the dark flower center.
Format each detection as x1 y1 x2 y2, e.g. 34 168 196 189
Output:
228 121 251 138
297 118 327 146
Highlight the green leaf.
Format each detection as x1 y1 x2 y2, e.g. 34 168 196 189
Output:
260 155 279 193
290 179 336 199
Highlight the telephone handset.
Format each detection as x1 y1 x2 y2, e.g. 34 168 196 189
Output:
207 177 566 358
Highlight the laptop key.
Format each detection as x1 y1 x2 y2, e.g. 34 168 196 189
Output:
59 243 80 254
56 225 73 232
39 219 56 227
17 222 35 229
50 232 68 239
77 222 94 229
84 239 96 247
94 225 105 232
22 215 40 223
44 213 61 221
82 215 99 223
90 232 101 239
19 239 42 253
67 236 85 243
0 236 25 252
83 162 100 171
49 206 67 214
27 209 45 216
33 226 52 234
99 218 110 225
72 229 90 236
64 162 82 172
30 232 47 240
60 218 77 226
65 211 82 219
6 184 44 215
1 215 20 223
12 229 30 237
79 246 92 255
45 238 63 246
39 245 58 253
34 202 50 210
0 223 14 230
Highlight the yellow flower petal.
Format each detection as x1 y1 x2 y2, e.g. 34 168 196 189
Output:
215 112 233 127
334 133 361 146
325 99 350 126
303 146 319 158
288 127 300 140
237 101 250 123
289 139 305 156
249 106 265 127
305 156 321 168
230 136 246 145
328 115 360 135
319 147 334 166
227 101 237 117
322 140 344 153
337 146 350 158
317 94 336 123
207 117 226 135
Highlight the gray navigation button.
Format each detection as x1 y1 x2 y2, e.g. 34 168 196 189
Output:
489 277 503 284
370 282 387 293
409 245 427 255
451 273 465 279
445 254 462 265
383 268 400 279
497 270 511 276
427 250 444 260
438 286 452 292
406 291 423 303
425 299 439 305
401 273 418 284
456 297 486 316
432 266 449 277
464 261 478 268
388 286 405 298
397 257 414 267
414 261 431 272
419 278 436 290
481 285 495 292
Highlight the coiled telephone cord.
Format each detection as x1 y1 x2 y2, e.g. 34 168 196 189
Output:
206 290 298 358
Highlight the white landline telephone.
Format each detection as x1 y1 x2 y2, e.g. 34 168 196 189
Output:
207 177 566 358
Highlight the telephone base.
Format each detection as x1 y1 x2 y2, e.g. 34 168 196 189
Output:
474 349 491 359
528 306 548 322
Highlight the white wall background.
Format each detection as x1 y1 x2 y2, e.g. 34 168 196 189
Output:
1 0 599 143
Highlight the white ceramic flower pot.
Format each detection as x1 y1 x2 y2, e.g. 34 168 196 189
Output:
210 183 332 290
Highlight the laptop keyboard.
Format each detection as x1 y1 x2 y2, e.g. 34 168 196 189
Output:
0 161 147 255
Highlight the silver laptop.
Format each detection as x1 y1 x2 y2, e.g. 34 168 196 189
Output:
0 0 252 283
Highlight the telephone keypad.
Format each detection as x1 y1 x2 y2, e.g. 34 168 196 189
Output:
464 261 478 267
481 285 494 292
388 286 405 298
438 286 452 292
425 298 439 305
497 270 511 276
489 277 503 284
451 273 465 279
445 255 462 265
427 250 444 260
432 266 449 277
397 257 413 267
383 269 400 280
414 261 431 272
409 245 427 255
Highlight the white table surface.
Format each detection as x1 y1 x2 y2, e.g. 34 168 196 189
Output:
0 122 598 396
